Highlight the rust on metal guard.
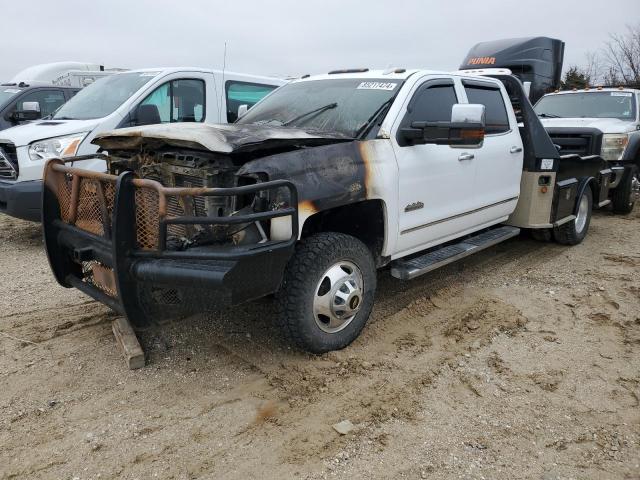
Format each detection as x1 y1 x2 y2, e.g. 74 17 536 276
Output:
42 157 299 328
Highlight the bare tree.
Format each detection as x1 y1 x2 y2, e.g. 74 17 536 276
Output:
584 51 602 84
602 65 622 86
603 23 640 86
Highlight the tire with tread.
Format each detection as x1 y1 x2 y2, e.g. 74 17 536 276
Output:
553 187 592 245
611 166 637 214
277 232 376 354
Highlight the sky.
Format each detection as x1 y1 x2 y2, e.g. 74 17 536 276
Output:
2 0 638 81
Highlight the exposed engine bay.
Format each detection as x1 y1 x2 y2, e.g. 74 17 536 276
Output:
106 148 274 250
82 122 356 252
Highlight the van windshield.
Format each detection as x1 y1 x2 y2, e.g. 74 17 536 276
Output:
534 91 637 120
53 72 159 120
237 78 402 137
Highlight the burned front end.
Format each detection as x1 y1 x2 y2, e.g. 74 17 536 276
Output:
41 125 316 326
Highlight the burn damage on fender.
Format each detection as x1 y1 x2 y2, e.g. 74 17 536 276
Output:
95 123 371 236
238 140 370 213
42 123 374 325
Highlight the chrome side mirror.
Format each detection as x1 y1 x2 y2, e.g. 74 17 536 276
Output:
22 101 41 113
451 103 485 125
237 104 249 119
13 101 41 122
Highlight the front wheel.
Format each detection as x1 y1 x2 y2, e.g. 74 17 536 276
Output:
277 232 377 354
553 186 592 245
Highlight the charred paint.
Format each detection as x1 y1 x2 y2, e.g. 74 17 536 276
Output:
93 123 352 155
239 141 369 213
297 199 319 218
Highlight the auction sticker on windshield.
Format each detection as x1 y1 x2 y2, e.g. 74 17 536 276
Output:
611 92 632 97
357 82 397 91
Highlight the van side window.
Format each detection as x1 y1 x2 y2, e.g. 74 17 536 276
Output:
137 79 205 126
225 81 277 122
17 90 66 117
172 79 205 122
464 85 510 134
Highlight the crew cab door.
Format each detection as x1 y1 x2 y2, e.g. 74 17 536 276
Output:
461 79 522 220
391 77 477 256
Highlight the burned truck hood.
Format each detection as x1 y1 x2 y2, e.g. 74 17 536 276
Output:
91 123 352 154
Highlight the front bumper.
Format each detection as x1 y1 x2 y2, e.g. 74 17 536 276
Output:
42 159 298 326
0 180 42 222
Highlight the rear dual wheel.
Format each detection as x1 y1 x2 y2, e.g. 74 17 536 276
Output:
553 186 592 245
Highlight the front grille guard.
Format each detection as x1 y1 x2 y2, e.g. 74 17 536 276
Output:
43 158 299 258
42 157 299 321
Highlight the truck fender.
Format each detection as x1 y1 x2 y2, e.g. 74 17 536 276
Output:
623 131 640 166
238 141 371 232
575 177 596 214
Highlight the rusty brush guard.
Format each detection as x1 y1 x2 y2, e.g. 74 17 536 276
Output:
42 158 299 326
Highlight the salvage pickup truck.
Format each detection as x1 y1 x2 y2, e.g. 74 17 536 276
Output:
42 68 613 353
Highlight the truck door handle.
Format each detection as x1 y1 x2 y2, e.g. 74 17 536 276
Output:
458 153 474 161
510 146 523 154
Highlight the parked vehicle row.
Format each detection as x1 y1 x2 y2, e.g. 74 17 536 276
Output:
1 62 126 132
42 67 613 353
3 38 639 355
459 37 640 215
0 68 284 220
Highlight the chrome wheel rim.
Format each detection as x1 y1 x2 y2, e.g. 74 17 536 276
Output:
575 194 589 233
313 260 363 333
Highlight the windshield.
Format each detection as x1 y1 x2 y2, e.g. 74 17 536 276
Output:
238 78 402 137
0 87 22 107
534 92 637 120
53 72 159 120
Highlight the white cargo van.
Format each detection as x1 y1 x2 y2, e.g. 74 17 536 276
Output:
0 68 285 220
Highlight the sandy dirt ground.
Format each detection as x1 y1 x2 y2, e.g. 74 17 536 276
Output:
1 208 639 480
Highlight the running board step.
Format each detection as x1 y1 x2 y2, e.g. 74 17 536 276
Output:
390 226 520 280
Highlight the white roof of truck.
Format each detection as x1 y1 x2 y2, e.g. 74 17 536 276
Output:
291 68 503 87
543 87 639 96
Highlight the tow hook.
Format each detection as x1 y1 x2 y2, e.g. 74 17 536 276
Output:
72 247 93 262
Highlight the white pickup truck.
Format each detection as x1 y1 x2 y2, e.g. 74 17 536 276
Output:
0 68 284 221
535 87 640 213
42 68 612 353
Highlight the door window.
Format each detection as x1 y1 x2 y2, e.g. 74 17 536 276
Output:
397 82 458 146
463 85 510 134
17 90 66 117
138 79 205 125
225 81 277 122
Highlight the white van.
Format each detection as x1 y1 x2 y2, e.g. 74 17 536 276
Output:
0 68 285 221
